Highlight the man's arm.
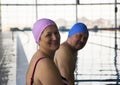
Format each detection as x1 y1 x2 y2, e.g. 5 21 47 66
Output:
54 47 75 85
61 68 74 85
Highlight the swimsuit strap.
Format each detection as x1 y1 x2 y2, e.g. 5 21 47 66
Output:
30 57 68 85
61 76 69 85
30 57 47 85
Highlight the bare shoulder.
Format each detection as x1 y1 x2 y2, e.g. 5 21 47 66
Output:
37 57 57 70
55 43 72 59
35 58 64 85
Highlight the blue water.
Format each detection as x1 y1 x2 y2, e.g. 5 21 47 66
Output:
18 30 120 85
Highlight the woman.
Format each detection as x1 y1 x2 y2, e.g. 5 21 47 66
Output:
26 18 68 85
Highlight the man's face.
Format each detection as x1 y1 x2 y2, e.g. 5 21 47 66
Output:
70 32 88 51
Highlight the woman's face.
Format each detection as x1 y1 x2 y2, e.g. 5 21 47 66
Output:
39 25 60 52
70 32 88 51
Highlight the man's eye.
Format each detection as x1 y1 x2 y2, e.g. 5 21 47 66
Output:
76 34 82 38
79 34 82 37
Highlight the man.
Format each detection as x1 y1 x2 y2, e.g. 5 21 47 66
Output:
54 22 89 85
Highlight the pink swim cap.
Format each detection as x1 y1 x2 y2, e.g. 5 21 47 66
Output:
32 18 56 43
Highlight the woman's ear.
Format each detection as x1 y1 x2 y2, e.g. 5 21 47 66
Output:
37 37 40 45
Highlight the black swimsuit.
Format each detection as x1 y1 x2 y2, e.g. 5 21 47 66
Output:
30 57 68 85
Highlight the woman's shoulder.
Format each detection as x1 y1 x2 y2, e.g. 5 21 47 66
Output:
36 57 56 72
35 57 62 81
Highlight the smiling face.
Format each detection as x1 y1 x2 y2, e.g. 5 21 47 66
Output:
69 32 88 51
38 25 60 52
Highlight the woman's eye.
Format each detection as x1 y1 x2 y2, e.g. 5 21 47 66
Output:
55 32 59 35
46 33 51 37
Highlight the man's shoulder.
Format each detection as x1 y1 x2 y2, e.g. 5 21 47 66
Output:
60 42 70 50
56 45 72 58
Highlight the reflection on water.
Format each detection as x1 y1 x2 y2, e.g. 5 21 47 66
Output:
74 31 120 85
18 30 120 85
1 30 119 85
0 58 9 85
0 33 16 85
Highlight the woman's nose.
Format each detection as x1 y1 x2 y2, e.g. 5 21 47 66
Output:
52 34 57 40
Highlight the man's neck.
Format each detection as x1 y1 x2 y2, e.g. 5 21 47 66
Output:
65 41 78 54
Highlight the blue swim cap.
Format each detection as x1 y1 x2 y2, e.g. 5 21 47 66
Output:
68 22 89 37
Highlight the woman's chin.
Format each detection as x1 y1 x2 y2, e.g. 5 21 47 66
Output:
51 46 59 51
